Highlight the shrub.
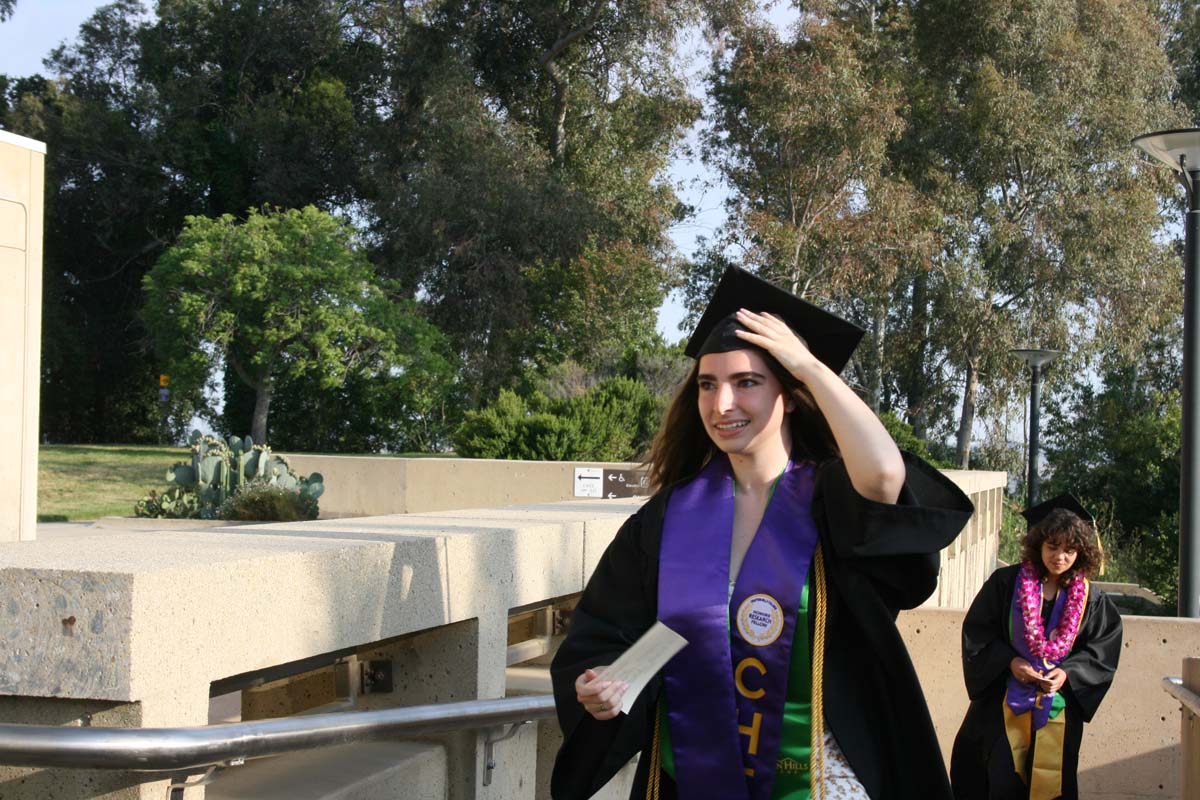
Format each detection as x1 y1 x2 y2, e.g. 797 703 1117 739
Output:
453 390 527 458
453 377 661 461
879 411 950 467
216 480 319 521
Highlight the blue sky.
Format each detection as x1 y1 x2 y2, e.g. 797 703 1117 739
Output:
0 1 798 341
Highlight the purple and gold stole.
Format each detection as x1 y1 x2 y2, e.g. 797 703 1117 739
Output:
658 455 820 799
1003 578 1090 800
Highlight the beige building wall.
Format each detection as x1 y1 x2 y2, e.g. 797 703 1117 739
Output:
0 130 45 543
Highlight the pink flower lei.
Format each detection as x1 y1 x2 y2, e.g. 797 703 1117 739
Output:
1017 560 1088 661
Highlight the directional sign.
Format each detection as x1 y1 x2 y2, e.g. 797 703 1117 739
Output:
159 374 170 388
575 467 650 499
573 467 603 498
601 469 650 499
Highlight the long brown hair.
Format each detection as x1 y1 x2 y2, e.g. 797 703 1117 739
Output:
1019 508 1103 582
645 348 839 492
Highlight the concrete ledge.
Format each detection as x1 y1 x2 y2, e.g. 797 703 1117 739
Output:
92 518 259 531
0 500 639 706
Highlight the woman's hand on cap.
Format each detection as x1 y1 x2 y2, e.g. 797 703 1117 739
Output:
733 309 819 380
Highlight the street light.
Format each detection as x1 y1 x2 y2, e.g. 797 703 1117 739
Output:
1133 127 1200 617
1011 349 1063 510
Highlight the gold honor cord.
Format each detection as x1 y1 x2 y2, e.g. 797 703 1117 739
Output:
647 702 662 800
810 542 829 800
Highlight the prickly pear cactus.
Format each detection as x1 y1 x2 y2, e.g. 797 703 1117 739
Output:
139 433 324 520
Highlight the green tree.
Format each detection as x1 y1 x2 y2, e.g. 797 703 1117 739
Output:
138 0 376 215
2 1 191 442
261 304 464 454
1164 0 1200 115
365 0 710 396
2 0 388 442
1043 338 1182 605
143 206 439 443
0 1 15 22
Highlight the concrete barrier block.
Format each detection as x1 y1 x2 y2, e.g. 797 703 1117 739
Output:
1 568 133 699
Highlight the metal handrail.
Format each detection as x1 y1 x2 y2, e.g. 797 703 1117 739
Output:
1163 675 1200 717
0 694 556 772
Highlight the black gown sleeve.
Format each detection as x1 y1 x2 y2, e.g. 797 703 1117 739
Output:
549 498 663 800
1060 588 1123 722
960 566 1022 700
812 450 975 610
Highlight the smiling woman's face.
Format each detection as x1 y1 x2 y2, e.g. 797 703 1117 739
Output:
1041 537 1079 578
696 348 792 458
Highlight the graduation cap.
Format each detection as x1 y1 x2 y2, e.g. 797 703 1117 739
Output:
684 266 865 374
1020 493 1095 528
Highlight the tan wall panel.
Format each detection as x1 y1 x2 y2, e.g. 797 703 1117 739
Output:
0 198 25 250
0 142 32 204
0 133 44 542
0 248 27 538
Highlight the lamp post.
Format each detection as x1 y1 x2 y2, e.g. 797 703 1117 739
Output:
1133 127 1200 617
1012 349 1063 509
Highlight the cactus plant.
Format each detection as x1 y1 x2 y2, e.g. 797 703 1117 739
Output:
136 432 323 520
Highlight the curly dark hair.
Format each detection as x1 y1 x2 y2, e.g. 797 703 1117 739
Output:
1019 508 1102 582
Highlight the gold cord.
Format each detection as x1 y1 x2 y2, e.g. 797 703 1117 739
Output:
646 702 662 800
811 542 828 800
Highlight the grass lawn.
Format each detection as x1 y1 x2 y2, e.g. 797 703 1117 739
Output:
38 444 189 522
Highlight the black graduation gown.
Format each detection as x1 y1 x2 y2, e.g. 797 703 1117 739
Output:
550 451 975 800
949 564 1123 800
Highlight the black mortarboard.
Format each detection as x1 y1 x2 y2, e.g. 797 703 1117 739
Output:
684 267 865 373
1020 493 1095 528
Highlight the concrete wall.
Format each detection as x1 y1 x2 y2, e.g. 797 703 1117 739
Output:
280 455 645 517
897 608 1199 800
932 470 1006 609
0 130 44 543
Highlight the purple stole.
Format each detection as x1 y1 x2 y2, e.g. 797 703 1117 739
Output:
657 455 820 799
1006 588 1070 730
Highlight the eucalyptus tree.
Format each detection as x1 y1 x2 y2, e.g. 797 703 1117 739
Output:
910 0 1183 466
694 8 937 414
1164 0 1200 116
